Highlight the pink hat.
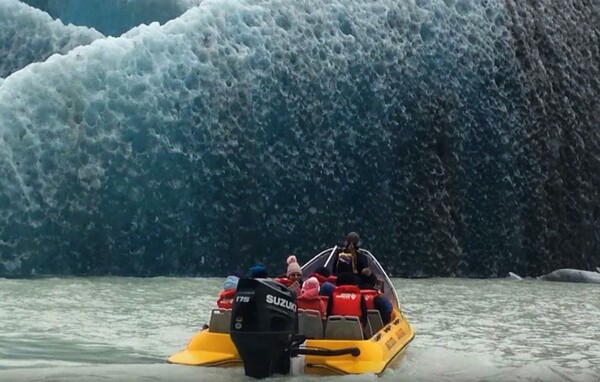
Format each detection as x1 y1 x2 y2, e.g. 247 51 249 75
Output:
286 255 302 277
301 277 320 299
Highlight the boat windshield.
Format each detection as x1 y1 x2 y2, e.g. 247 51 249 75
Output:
301 247 400 309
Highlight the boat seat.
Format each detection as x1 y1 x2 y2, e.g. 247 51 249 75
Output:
298 309 323 339
208 308 231 333
363 319 374 339
324 315 364 340
368 309 384 334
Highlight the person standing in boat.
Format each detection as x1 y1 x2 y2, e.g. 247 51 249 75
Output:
332 232 369 277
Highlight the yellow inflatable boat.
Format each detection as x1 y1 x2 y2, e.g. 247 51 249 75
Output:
168 247 414 378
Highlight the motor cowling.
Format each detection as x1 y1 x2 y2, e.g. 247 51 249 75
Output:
230 278 297 379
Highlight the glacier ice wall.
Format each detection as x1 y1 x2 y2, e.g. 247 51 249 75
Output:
0 0 599 277
0 0 104 78
21 0 204 36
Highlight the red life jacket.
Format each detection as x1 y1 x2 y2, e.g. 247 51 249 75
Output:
275 277 294 287
311 273 328 285
330 285 362 317
275 277 301 296
297 296 328 319
360 289 380 310
310 273 337 287
217 289 236 309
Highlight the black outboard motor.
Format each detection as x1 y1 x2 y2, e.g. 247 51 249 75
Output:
230 278 297 379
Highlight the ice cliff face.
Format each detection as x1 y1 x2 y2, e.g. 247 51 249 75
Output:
21 0 203 36
0 0 103 78
0 0 598 277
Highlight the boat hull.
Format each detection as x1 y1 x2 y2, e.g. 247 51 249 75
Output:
303 310 414 375
169 247 415 376
168 308 414 375
167 330 241 367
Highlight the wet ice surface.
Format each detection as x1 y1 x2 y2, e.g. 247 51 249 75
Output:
2 0 599 278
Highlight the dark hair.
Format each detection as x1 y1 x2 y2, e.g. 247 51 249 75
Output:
336 258 352 274
345 232 360 247
315 266 331 278
229 270 244 278
359 272 377 290
336 272 356 286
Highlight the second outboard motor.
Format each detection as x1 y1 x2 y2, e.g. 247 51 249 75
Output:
230 278 296 379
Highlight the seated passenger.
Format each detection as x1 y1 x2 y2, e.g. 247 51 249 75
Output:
275 255 303 295
310 266 331 285
216 274 239 309
249 264 268 278
311 266 337 285
297 277 327 319
319 280 336 298
358 268 392 325
326 272 368 327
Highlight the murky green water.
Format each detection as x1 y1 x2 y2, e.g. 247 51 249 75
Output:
1 277 598 381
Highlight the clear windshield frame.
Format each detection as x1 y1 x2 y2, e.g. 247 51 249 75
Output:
301 247 400 309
